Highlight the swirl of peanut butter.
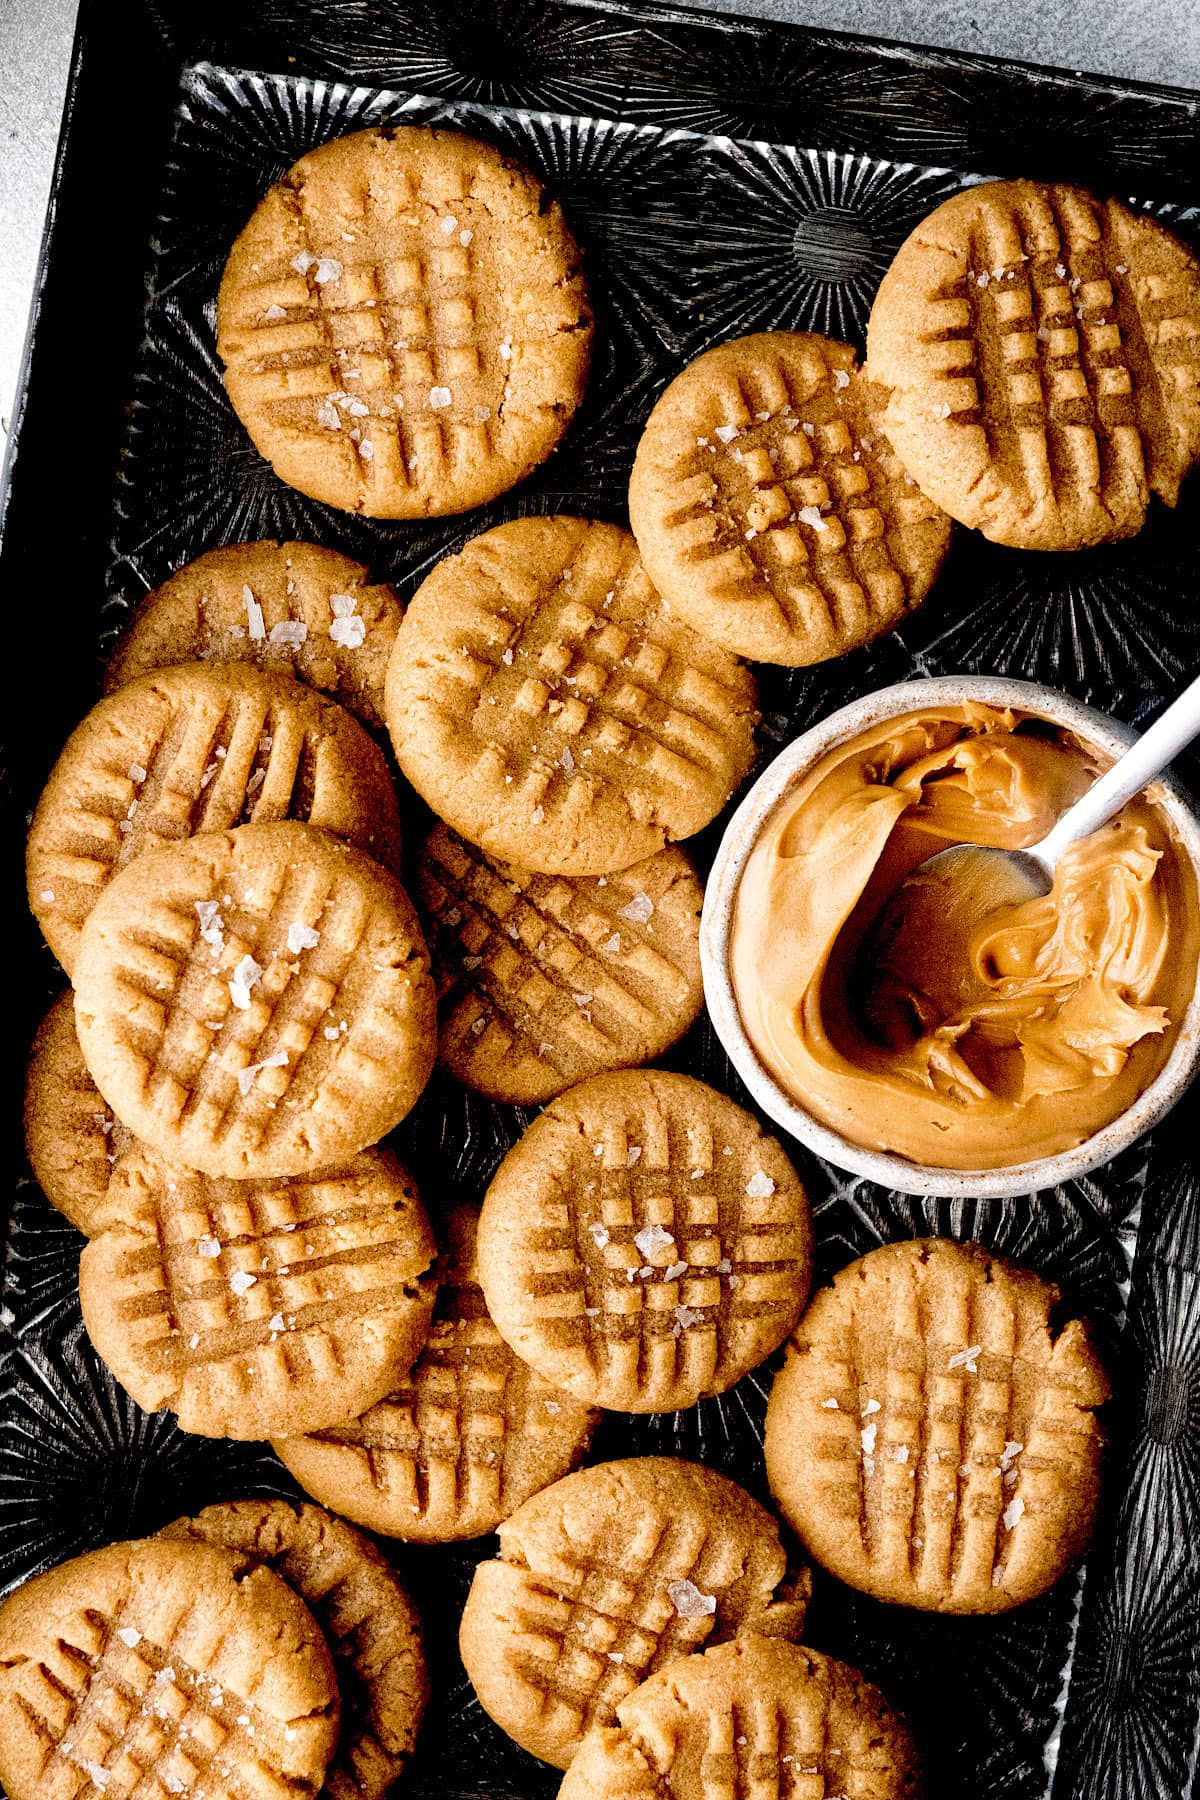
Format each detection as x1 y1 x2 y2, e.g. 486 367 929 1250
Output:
730 704 1199 1170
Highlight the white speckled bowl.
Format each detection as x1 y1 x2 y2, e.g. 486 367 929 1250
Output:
701 675 1200 1199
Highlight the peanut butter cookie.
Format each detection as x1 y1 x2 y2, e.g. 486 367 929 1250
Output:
28 662 403 975
460 1456 809 1768
764 1237 1109 1612
161 1501 427 1800
24 992 134 1235
477 1069 812 1414
557 1637 923 1800
72 821 436 1179
866 179 1200 548
385 517 759 875
418 824 704 1104
0 1537 340 1800
629 330 950 665
106 542 402 729
217 126 592 518
80 1142 436 1439
275 1205 597 1541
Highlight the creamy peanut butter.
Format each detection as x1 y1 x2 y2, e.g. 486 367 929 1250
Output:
730 704 1200 1169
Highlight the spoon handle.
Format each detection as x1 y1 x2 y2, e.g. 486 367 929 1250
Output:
1037 669 1200 870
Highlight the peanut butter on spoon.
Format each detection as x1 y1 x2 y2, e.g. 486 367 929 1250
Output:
730 703 1200 1170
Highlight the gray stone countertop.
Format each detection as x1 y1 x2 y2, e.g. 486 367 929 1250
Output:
2 0 1199 436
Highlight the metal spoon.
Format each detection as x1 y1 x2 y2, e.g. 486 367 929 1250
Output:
860 671 1200 1044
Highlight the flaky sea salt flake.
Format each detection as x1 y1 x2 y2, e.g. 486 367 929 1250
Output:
229 1270 257 1297
634 1222 674 1258
197 1237 220 1259
242 587 266 640
269 620 307 646
714 423 739 443
589 1223 611 1248
287 922 320 954
229 955 263 1010
947 1345 982 1373
798 505 826 531
617 891 653 925
860 1423 878 1455
1003 1496 1025 1530
667 1578 716 1618
116 1627 142 1648
312 257 342 285
745 1169 775 1198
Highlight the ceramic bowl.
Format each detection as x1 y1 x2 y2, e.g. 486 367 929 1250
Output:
700 674 1200 1199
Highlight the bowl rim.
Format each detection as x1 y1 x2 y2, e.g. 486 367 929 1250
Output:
700 672 1200 1199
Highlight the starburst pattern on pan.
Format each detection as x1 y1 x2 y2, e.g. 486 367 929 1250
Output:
0 1184 86 1340
685 143 970 350
897 504 1200 720
1053 1545 1200 1798
0 1327 295 1596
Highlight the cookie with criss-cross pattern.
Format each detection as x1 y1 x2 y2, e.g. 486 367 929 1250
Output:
386 517 759 876
629 330 950 665
72 820 436 1179
275 1205 597 1541
80 1141 436 1439
476 1069 812 1414
460 1456 809 1769
24 991 134 1235
106 542 403 728
217 126 592 518
160 1501 427 1800
0 1536 340 1800
557 1637 923 1800
866 180 1200 549
418 823 704 1104
764 1238 1109 1613
28 661 403 975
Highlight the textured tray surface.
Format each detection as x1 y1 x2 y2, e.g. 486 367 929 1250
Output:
3 4 1200 1799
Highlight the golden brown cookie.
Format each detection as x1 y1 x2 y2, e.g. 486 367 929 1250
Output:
476 1069 813 1414
460 1456 810 1769
24 992 134 1234
275 1204 597 1541
628 330 951 665
764 1238 1110 1613
217 126 592 518
160 1500 427 1800
0 1536 340 1800
79 1141 436 1439
73 820 436 1179
106 542 403 728
418 824 705 1104
27 661 403 975
557 1637 924 1800
866 179 1200 549
385 517 759 875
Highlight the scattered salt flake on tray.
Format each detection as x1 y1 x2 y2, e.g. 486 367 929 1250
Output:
237 1050 288 1096
617 892 653 925
744 1169 775 1198
947 1345 982 1373
242 586 266 640
269 619 307 646
229 955 263 1010
1003 1496 1025 1530
633 1222 674 1258
821 1397 839 1410
229 1270 257 1296
116 1627 142 1648
667 1578 716 1618
860 1422 878 1455
286 922 320 954
197 1238 220 1259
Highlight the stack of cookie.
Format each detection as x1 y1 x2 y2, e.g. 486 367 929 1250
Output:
0 1498 428 1800
14 126 1160 1800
